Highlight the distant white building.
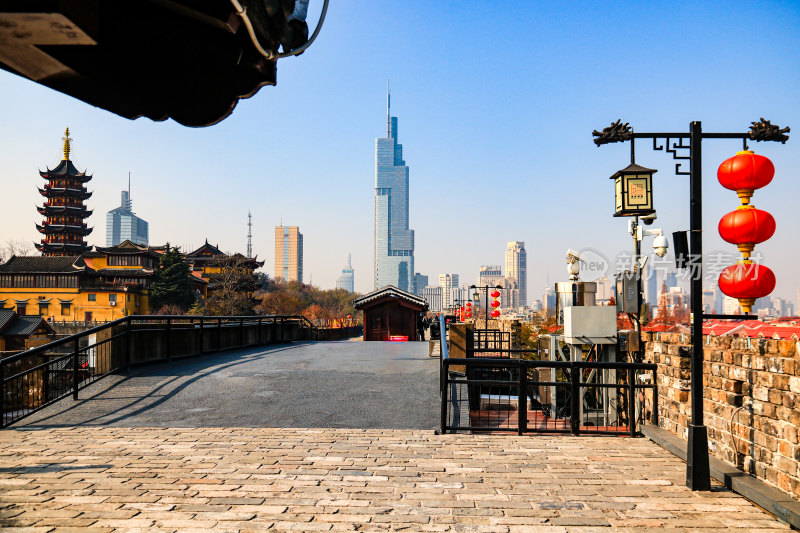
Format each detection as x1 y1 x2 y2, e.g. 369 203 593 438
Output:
335 253 355 292
505 242 527 307
439 273 459 310
423 286 443 313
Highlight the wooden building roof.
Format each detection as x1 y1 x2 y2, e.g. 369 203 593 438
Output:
354 286 428 310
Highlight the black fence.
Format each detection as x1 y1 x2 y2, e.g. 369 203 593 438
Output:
473 329 511 356
441 356 657 436
0 314 321 428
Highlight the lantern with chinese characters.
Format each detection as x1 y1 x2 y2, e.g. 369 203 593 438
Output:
717 151 776 313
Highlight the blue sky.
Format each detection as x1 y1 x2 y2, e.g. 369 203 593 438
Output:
1 0 799 302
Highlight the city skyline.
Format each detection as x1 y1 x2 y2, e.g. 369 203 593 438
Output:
0 2 798 301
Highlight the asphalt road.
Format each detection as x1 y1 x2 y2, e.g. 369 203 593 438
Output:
17 340 440 429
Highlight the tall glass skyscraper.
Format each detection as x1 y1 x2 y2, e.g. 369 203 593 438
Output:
106 189 149 247
374 89 414 291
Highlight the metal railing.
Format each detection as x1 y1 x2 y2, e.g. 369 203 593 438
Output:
0 314 317 428
441 355 657 436
474 329 510 355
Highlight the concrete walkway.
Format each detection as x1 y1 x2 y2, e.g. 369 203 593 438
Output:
0 427 790 532
16 341 438 430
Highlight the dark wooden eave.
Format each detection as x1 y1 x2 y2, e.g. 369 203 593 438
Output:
0 1 291 127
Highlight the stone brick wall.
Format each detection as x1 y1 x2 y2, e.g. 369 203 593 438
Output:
644 331 800 499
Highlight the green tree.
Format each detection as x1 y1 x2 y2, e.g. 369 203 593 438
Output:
149 244 195 312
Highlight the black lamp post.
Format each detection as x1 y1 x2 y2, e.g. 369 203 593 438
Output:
592 118 789 491
469 284 503 327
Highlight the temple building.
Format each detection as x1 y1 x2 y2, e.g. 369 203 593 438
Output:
185 240 264 299
36 128 93 257
0 240 157 322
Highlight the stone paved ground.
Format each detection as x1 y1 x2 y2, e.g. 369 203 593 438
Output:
0 427 790 532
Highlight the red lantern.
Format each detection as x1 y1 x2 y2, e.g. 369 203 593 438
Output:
718 207 775 257
465 311 472 318
490 290 501 298
490 310 500 318
718 262 776 314
490 300 500 308
717 151 774 205
466 302 472 307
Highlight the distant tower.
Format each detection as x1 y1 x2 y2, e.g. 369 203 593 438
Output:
505 241 527 307
336 253 355 292
374 85 415 291
247 211 253 258
274 224 303 282
106 172 149 246
36 128 93 256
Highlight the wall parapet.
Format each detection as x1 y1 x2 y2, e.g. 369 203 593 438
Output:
644 331 800 499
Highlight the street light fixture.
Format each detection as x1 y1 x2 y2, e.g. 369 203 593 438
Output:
611 163 657 217
469 284 503 327
592 117 790 491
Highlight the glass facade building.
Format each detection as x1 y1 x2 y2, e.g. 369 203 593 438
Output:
374 91 414 292
106 190 149 246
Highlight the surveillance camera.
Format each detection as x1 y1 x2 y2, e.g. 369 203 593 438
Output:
653 235 669 258
641 212 657 225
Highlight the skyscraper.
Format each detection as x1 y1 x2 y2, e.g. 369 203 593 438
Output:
374 87 415 292
413 273 428 295
505 241 527 307
106 178 149 247
274 225 303 282
335 253 355 292
439 273 459 310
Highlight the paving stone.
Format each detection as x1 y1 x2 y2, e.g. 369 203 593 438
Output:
0 428 792 532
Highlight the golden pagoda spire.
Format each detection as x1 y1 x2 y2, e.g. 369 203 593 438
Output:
62 127 72 160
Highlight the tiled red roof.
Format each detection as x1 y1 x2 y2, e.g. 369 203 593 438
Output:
702 319 800 340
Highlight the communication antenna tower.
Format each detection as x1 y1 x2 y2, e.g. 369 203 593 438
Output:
247 211 253 258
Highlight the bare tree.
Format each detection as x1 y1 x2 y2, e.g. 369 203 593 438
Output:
204 254 259 316
1 239 35 262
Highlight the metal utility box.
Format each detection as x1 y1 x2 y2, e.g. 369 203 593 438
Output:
615 271 640 314
563 306 618 345
618 329 640 353
555 281 597 325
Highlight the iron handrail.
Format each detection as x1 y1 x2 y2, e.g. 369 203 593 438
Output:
441 357 658 436
1 313 321 428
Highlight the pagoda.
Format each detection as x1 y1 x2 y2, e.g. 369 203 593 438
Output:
35 128 93 256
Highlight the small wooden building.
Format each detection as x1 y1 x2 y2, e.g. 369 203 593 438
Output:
354 286 427 342
0 309 55 351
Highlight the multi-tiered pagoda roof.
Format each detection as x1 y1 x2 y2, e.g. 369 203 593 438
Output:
35 128 93 257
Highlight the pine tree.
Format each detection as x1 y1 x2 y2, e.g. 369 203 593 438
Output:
149 244 195 312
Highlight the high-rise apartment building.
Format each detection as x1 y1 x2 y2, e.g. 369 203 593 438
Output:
422 286 443 313
274 225 303 282
335 253 354 292
106 188 149 247
505 241 527 307
439 273 459 310
374 89 415 292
